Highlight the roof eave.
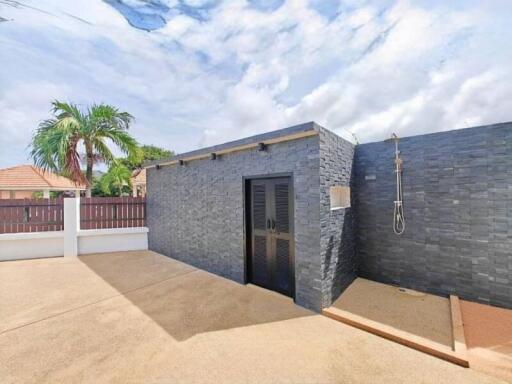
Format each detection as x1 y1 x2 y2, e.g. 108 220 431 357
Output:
144 121 321 169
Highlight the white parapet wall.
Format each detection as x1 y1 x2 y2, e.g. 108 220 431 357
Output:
0 197 148 262
0 231 64 261
78 227 148 255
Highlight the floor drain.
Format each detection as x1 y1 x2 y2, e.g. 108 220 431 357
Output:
397 287 426 297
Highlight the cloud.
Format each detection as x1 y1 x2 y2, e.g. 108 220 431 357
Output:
0 82 71 165
284 1 512 141
0 0 511 168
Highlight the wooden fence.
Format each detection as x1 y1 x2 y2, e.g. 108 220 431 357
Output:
0 198 64 234
0 197 146 234
80 197 146 229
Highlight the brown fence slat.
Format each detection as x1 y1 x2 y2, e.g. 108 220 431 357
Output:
18 200 24 234
79 197 145 230
21 199 27 233
113 197 119 229
0 197 145 234
0 198 64 234
119 197 124 229
122 197 126 229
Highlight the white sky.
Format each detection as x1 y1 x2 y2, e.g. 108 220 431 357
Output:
1 0 511 167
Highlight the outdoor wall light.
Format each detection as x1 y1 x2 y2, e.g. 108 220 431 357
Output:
258 142 267 151
178 159 185 166
211 153 217 160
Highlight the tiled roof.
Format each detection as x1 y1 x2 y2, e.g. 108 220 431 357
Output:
0 165 86 190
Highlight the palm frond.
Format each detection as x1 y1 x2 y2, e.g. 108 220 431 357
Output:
30 101 85 182
64 136 87 185
92 139 115 166
100 163 132 196
101 126 139 156
88 103 138 159
89 104 133 133
30 100 138 190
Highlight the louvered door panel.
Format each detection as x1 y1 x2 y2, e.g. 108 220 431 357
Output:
252 235 268 286
249 177 293 297
252 184 266 230
275 182 289 233
251 181 269 287
275 238 291 295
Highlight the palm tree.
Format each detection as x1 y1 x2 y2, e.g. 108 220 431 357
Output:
100 164 132 196
30 101 139 197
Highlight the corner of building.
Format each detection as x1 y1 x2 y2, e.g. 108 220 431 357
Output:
318 127 357 308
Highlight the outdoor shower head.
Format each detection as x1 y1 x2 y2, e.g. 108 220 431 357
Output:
386 131 405 235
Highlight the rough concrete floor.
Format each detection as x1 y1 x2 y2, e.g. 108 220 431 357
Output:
0 251 506 384
461 300 512 383
330 278 453 347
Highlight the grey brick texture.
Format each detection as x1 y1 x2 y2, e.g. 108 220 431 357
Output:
319 128 357 307
147 134 324 310
148 120 512 311
354 122 512 309
146 123 356 311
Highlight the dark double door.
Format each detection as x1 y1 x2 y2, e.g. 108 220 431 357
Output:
248 177 293 297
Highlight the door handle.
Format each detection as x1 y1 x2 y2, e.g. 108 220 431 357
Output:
271 219 276 232
267 218 271 230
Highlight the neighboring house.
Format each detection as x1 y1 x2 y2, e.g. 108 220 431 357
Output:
0 165 85 199
131 168 146 197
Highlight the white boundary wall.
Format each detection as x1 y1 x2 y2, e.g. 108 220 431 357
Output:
78 228 148 255
0 197 148 262
0 231 64 261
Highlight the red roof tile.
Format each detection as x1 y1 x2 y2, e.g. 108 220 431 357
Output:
0 165 86 190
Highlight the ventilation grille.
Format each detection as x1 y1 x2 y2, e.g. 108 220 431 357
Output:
275 183 289 233
275 238 290 294
253 184 266 230
252 235 268 285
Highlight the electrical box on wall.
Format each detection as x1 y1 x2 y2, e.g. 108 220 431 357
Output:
330 186 350 210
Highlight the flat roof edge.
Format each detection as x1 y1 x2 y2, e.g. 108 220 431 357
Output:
360 121 512 146
144 121 320 168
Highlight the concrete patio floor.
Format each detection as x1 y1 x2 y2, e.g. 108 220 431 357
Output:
0 251 507 384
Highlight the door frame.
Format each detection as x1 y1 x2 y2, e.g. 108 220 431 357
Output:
243 172 295 299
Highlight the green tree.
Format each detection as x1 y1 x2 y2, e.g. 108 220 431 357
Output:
99 163 132 196
120 144 173 170
91 176 105 197
30 101 139 197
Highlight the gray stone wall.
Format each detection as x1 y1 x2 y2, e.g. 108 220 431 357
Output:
354 122 512 309
147 135 324 310
318 128 357 307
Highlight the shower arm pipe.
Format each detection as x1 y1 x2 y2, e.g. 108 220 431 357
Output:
387 133 405 235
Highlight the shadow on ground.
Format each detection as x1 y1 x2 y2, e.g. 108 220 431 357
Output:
78 251 312 341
